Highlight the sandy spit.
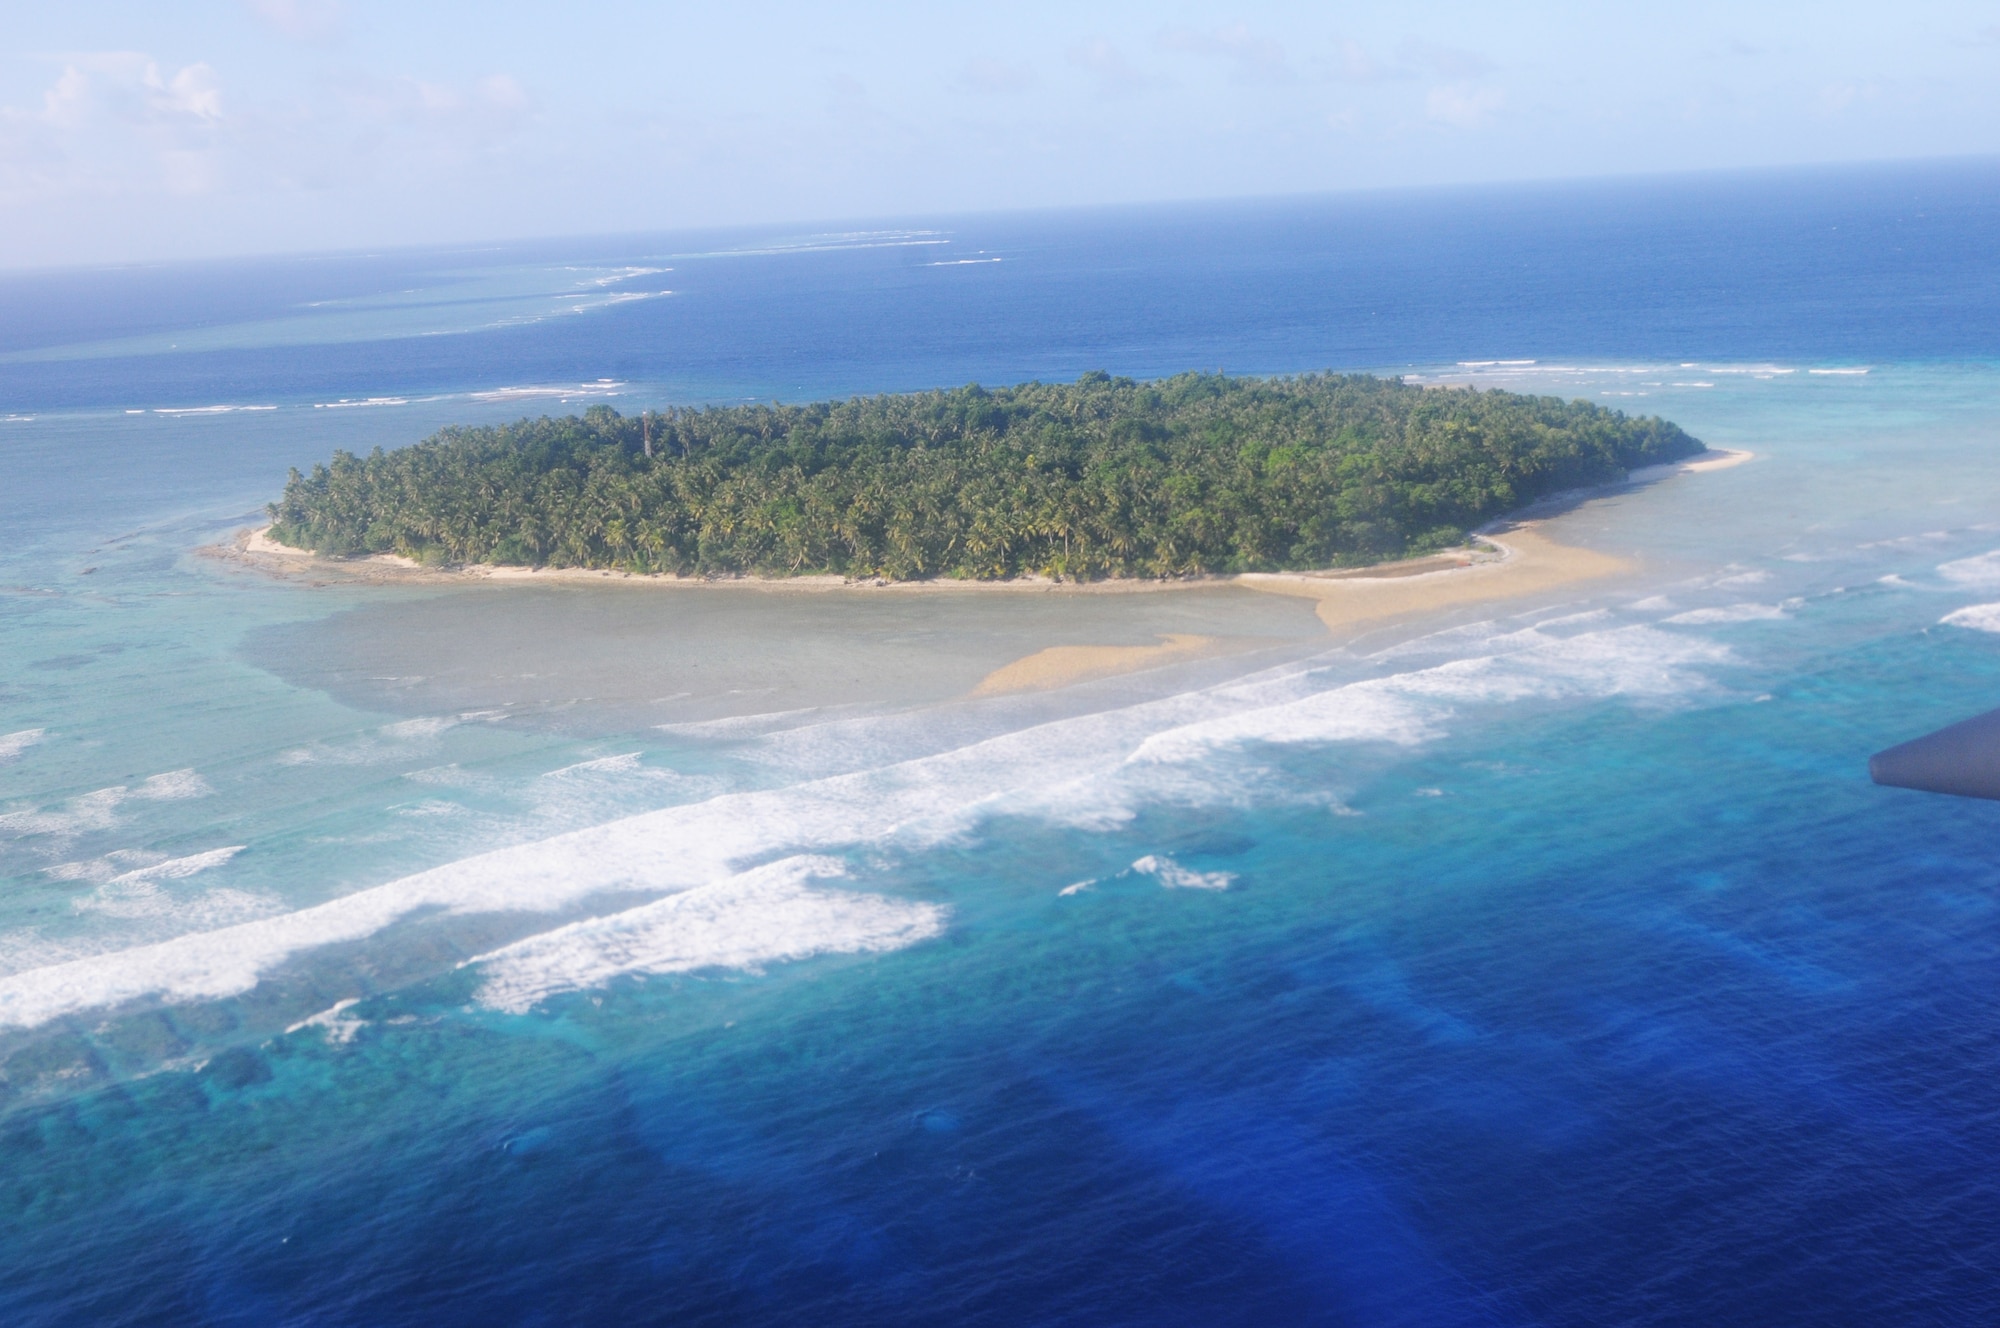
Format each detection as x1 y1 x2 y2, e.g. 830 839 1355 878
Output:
970 634 1235 696
1635 447 1753 477
1237 524 1628 640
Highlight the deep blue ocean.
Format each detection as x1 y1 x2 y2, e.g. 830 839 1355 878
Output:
6 159 2000 1325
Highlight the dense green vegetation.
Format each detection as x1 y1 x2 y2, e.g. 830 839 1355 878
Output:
268 371 1702 580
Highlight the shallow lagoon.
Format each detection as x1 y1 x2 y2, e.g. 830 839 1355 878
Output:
242 579 1328 731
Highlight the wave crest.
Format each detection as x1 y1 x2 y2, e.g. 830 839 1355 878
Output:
466 856 948 1014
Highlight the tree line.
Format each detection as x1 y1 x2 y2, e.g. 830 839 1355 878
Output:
267 371 1702 580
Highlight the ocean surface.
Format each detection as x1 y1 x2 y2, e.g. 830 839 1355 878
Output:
5 159 2000 1325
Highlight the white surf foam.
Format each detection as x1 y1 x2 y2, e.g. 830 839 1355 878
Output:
0 723 1079 1025
1664 603 1790 624
72 881 275 928
152 405 277 416
0 769 210 840
135 770 212 800
1132 624 1726 764
0 616 1735 1029
47 845 241 886
0 729 45 763
278 717 457 766
1131 855 1234 891
404 764 484 788
60 848 271 928
393 800 465 819
543 753 644 778
1939 552 2000 588
469 383 625 402
285 998 366 1043
105 846 243 885
0 788 114 840
1941 603 2000 634
467 856 947 1013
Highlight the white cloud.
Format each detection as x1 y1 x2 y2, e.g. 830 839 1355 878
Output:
158 63 224 121
1157 24 1290 84
0 48 543 225
957 58 1035 95
0 54 228 201
478 74 530 112
1322 38 1404 84
1400 40 1496 79
1068 39 1158 95
1817 81 1878 114
38 64 94 130
333 70 535 144
34 53 222 130
244 0 343 42
1426 82 1505 127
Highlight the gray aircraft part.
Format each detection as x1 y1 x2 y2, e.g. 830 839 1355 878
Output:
1870 706 2000 801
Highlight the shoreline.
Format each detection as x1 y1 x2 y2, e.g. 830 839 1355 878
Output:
1238 523 1628 641
216 448 1748 701
219 449 1747 598
228 525 1489 595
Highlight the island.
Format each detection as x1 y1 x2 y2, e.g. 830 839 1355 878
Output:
265 371 1703 581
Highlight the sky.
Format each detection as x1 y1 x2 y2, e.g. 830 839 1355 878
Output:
3 1 1999 269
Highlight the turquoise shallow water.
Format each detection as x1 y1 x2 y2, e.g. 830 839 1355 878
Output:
7 169 2000 1324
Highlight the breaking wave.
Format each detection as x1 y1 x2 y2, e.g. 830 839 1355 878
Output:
0 616 1733 1029
1941 602 2000 634
1939 552 2000 588
467 856 948 1014
1131 855 1234 891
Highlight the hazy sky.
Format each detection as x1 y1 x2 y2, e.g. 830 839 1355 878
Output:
4 1 1999 268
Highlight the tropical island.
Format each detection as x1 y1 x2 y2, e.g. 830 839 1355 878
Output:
265 371 1703 581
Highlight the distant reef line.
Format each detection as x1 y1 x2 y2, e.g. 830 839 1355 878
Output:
264 370 1704 582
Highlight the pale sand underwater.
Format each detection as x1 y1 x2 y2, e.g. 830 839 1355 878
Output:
222 449 1740 721
1671 447 1754 473
971 633 1234 696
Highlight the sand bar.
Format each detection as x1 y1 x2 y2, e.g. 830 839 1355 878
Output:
972 633 1235 696
1238 524 1630 641
1637 447 1753 477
